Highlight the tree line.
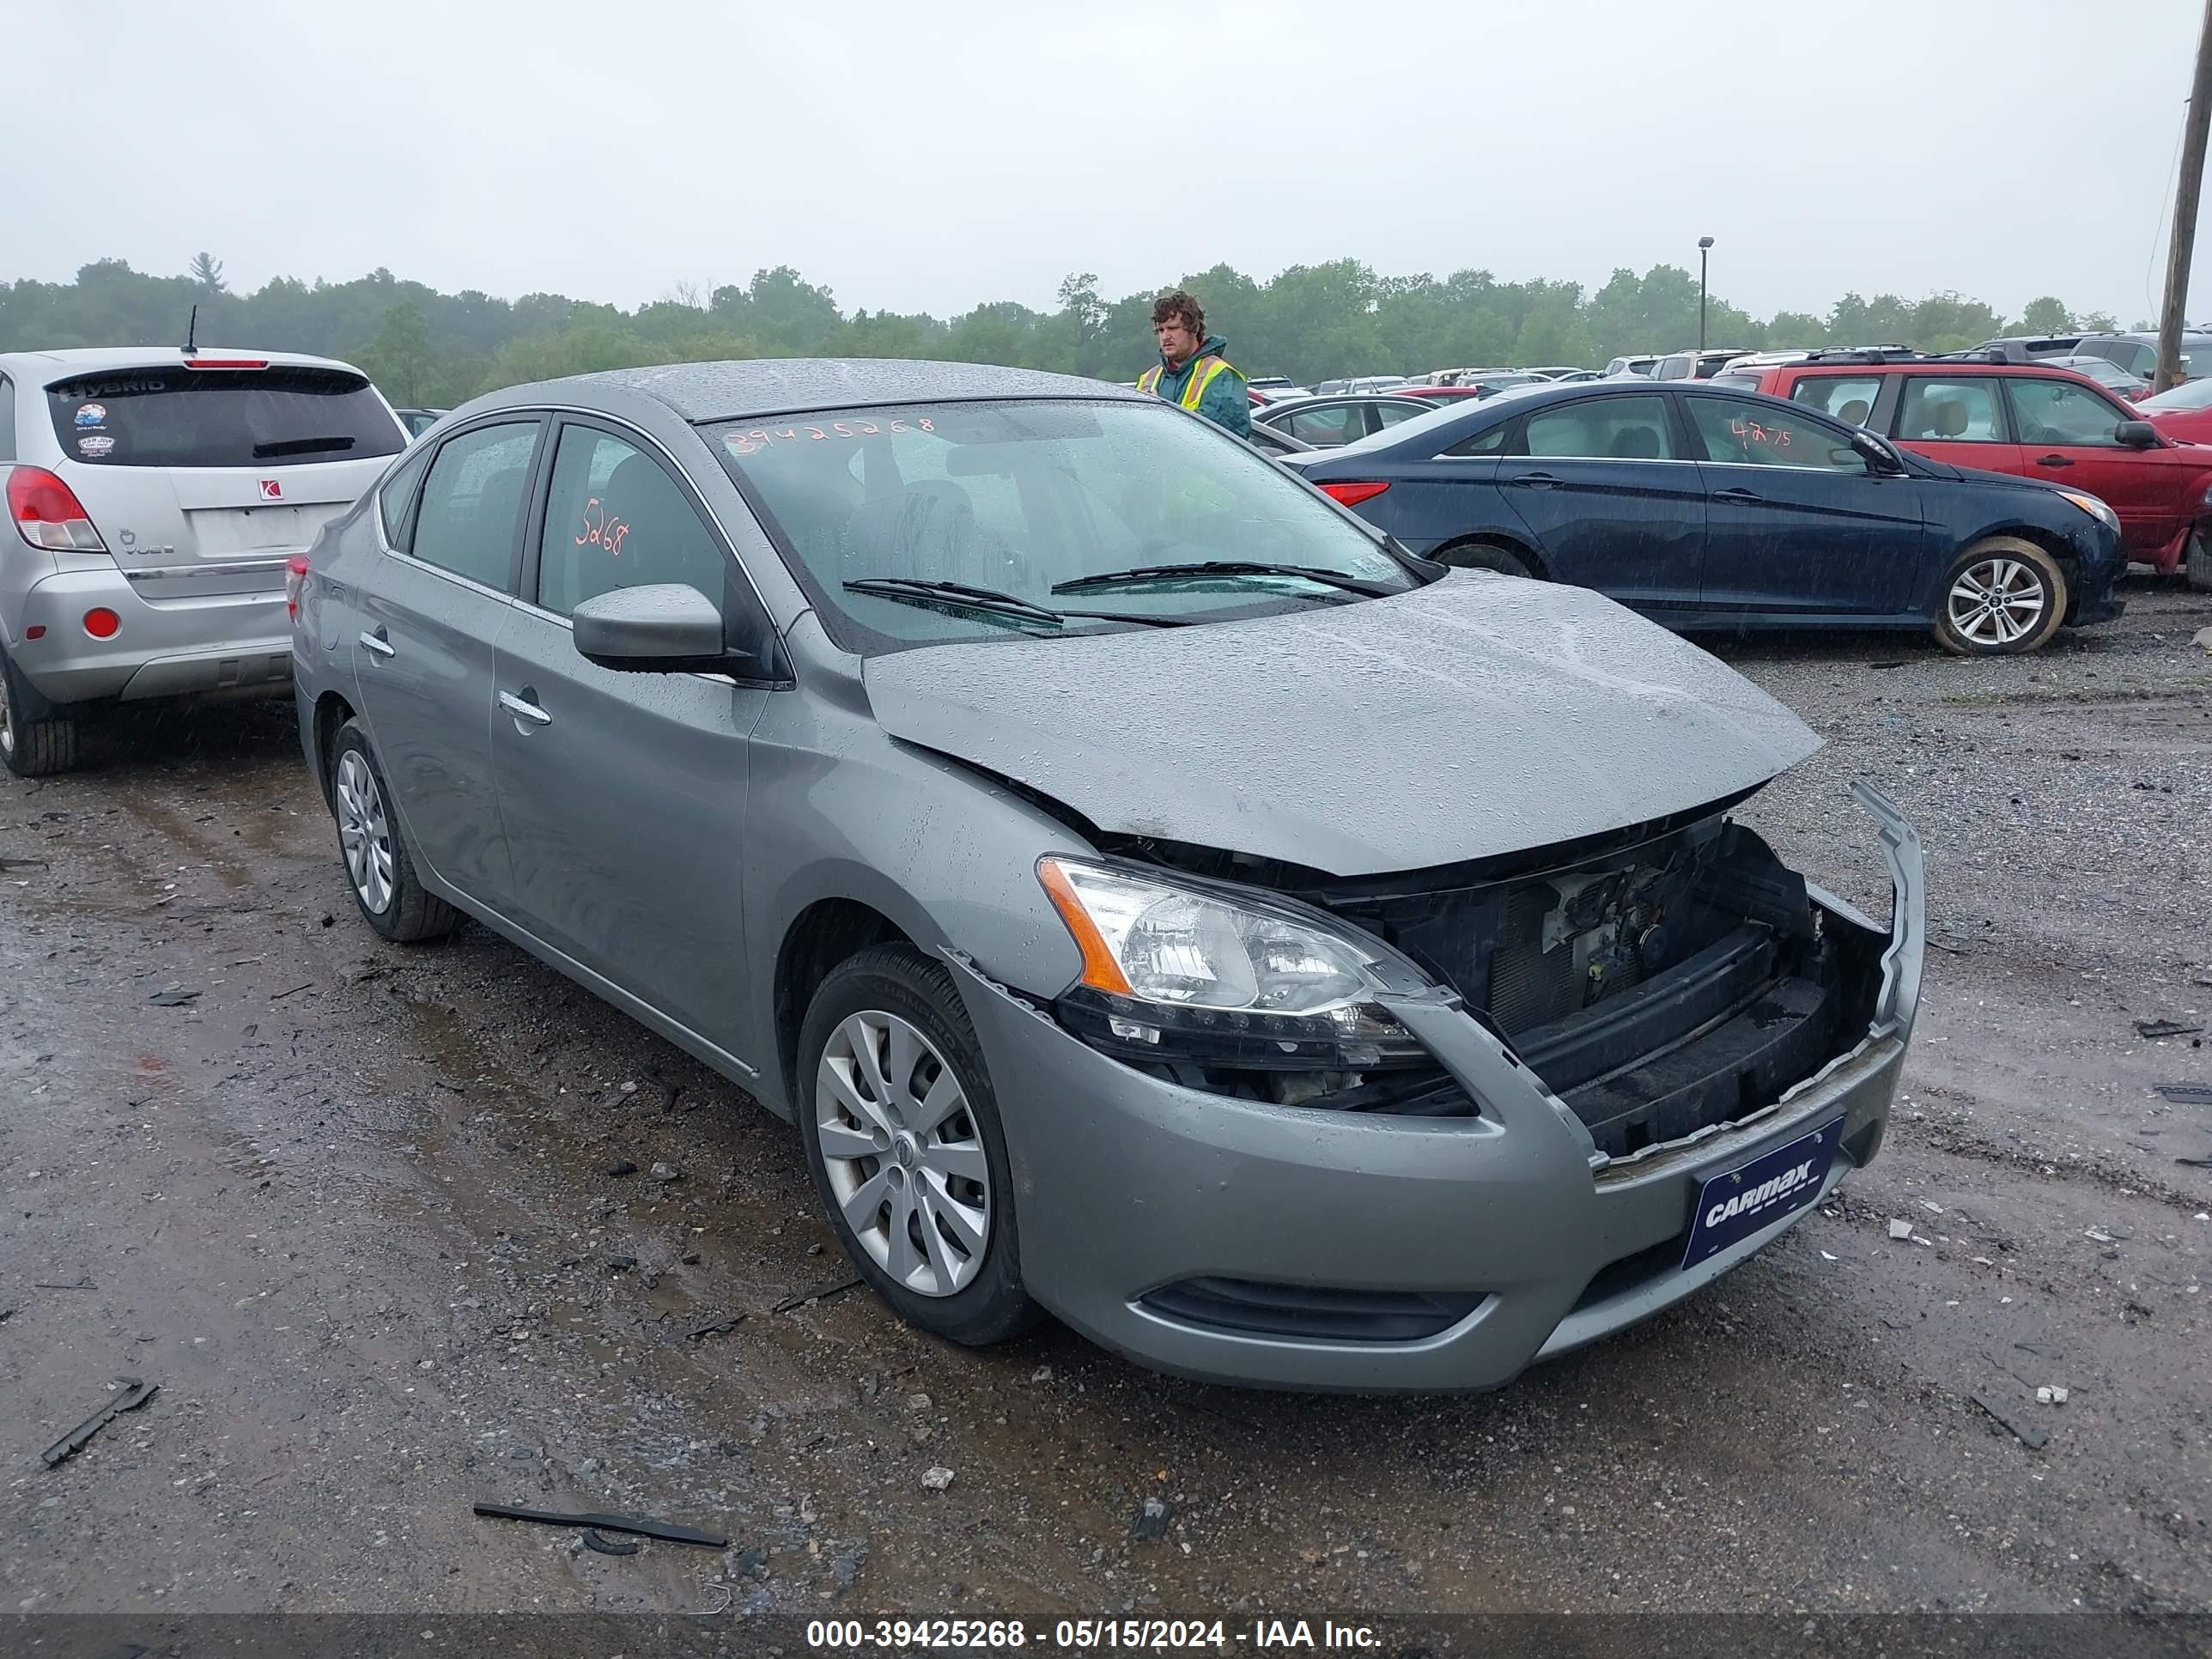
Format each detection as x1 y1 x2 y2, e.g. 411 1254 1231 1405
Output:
0 253 2131 408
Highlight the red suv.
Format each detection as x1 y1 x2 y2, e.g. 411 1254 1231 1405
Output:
1718 355 2209 577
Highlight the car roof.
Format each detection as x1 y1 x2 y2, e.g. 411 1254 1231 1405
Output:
0 345 370 383
1259 392 1437 412
1780 359 2101 379
489 358 1148 425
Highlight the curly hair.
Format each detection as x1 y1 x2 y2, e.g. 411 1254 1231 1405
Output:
1150 289 1205 335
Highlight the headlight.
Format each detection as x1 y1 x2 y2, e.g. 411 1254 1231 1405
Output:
1037 856 1433 1068
2059 489 2120 536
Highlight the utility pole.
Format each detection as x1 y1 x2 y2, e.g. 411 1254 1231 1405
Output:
2156 0 2212 390
1698 237 1715 355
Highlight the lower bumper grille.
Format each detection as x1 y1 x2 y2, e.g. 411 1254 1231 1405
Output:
1140 1277 1486 1343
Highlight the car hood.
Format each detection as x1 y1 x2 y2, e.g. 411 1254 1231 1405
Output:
863 574 1822 877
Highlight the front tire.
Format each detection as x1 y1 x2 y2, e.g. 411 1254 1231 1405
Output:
0 642 82 778
2187 527 2212 592
329 719 456 943
1933 537 2068 656
799 944 1037 1346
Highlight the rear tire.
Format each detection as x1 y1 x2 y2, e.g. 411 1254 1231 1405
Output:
1933 537 2068 656
2187 527 2212 592
0 641 82 778
1438 541 1536 579
799 944 1039 1347
329 719 456 943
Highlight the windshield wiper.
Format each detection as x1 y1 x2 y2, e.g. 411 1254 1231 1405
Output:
252 434 357 459
1050 561 1393 599
842 577 1192 629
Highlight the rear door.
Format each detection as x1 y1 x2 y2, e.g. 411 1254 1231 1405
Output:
352 416 544 906
1887 375 2025 477
1493 392 1705 611
489 417 772 1038
1683 392 1927 616
2002 374 2182 551
42 362 406 601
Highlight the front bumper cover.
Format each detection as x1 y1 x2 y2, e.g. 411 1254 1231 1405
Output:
956 783 1924 1393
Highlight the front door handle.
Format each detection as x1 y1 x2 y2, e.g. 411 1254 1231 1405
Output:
498 690 552 728
1714 486 1763 503
1513 471 1560 489
358 628 396 659
2034 453 2075 468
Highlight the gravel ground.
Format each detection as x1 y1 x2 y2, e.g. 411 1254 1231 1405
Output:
0 584 2206 1621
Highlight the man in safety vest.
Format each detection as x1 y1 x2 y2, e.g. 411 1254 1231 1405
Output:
1136 289 1250 439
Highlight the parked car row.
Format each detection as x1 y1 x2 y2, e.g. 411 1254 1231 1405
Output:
1285 377 2131 655
1716 351 2211 580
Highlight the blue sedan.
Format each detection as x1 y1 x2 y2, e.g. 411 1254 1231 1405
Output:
1287 380 2127 654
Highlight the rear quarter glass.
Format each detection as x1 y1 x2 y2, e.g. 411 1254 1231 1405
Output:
46 365 405 468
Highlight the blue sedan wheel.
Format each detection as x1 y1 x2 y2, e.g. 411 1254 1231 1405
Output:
1934 538 2067 657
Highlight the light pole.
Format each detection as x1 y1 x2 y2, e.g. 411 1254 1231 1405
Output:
1698 236 1715 355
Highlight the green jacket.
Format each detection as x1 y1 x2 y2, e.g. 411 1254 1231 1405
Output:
1137 333 1251 438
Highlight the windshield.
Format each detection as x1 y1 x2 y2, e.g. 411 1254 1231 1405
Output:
708 398 1413 649
2140 374 2212 411
46 365 405 469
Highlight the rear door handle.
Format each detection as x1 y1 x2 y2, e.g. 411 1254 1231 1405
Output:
2034 453 2075 468
358 628 396 659
498 690 552 728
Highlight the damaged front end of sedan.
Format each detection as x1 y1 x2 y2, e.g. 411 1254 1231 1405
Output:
1052 781 1920 1175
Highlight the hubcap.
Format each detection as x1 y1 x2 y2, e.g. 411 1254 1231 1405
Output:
816 1010 991 1297
334 750 395 915
1948 557 2045 647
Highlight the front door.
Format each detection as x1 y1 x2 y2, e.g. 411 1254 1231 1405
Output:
1493 392 1705 611
1682 392 1927 617
488 418 770 1044
350 416 542 902
2002 375 2179 555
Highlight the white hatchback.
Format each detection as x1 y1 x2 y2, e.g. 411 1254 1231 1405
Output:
0 346 406 774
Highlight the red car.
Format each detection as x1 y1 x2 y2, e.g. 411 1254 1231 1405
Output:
1721 356 2209 578
2139 374 2212 442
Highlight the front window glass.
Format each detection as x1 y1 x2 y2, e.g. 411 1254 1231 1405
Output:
1789 375 1882 426
2008 378 2130 447
45 365 405 468
1686 396 1868 472
709 399 1410 650
1522 394 1674 459
536 426 727 618
1895 379 2006 442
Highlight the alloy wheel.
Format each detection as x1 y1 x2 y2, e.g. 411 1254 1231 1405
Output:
334 750 395 915
1948 557 2046 647
0 664 12 757
816 1010 992 1297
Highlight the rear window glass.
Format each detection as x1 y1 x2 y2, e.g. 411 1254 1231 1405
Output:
46 365 404 469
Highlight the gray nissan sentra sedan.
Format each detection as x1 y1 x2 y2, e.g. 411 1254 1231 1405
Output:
289 359 1924 1393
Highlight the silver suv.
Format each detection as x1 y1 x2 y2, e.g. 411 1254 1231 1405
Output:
0 346 406 774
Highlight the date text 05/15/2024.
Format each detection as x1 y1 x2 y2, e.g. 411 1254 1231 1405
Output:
804 1618 1382 1650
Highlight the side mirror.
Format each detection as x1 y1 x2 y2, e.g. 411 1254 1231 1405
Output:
2116 419 2159 448
1850 431 1903 473
573 584 738 674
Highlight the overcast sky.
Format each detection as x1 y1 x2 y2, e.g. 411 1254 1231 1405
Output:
9 1 2209 326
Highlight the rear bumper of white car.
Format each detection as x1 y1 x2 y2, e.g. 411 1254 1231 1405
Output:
7 566 291 705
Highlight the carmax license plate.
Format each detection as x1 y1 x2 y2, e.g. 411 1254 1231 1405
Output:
1681 1117 1844 1270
